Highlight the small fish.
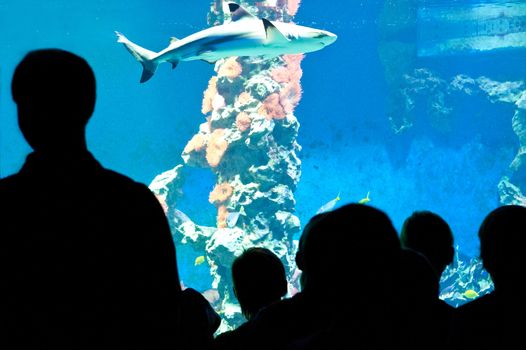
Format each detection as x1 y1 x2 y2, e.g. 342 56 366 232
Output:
226 207 246 228
316 192 341 214
194 255 206 266
227 212 241 228
358 191 371 204
463 289 479 299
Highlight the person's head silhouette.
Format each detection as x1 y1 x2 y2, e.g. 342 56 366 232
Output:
11 49 96 152
296 204 400 299
479 205 526 293
400 211 454 277
232 247 288 320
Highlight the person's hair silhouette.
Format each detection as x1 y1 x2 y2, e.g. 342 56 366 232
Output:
448 205 526 349
400 210 454 277
232 247 288 321
1 49 219 348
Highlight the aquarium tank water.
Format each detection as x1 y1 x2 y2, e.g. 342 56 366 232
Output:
1 0 525 330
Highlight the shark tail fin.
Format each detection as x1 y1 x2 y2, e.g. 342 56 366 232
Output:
115 31 160 83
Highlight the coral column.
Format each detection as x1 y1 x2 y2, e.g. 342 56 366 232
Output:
150 0 305 328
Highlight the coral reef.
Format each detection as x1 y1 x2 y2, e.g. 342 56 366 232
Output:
440 248 494 307
150 0 304 330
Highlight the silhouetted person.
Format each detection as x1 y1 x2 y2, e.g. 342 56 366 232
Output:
0 49 218 348
400 210 454 278
233 247 288 321
400 210 455 348
399 248 443 350
449 205 526 349
241 204 403 350
213 247 288 349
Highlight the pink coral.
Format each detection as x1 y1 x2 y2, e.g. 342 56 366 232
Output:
270 66 292 84
206 128 228 167
209 182 233 205
287 0 302 16
279 80 303 114
235 112 252 132
259 93 286 120
202 76 218 114
271 54 304 84
218 57 243 79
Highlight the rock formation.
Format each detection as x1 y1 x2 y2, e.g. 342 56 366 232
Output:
150 0 304 329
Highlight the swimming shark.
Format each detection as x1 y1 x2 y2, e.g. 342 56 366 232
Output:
116 2 337 83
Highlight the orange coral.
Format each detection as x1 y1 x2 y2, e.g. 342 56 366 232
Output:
209 182 234 205
237 92 254 106
206 128 228 167
259 93 286 120
183 133 208 154
287 0 302 16
236 112 252 132
217 205 228 228
218 57 242 79
202 76 218 115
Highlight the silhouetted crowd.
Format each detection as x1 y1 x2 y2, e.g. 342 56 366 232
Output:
1 49 524 349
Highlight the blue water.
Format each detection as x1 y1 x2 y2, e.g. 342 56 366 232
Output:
1 0 525 307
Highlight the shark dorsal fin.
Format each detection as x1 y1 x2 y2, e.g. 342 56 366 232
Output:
169 37 179 45
228 3 257 22
262 18 289 44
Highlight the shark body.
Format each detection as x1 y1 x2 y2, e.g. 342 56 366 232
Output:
116 3 337 83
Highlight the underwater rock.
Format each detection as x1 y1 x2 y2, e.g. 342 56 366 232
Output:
510 109 526 172
150 0 306 330
498 176 526 206
149 164 185 213
440 248 494 308
395 69 526 202
246 74 282 100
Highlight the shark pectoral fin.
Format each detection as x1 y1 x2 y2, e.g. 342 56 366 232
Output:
168 59 179 69
262 18 290 45
227 2 257 22
201 59 216 65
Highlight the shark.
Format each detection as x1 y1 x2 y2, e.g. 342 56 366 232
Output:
116 2 337 83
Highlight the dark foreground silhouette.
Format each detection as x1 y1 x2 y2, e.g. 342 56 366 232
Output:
0 49 219 348
237 204 403 350
213 247 288 350
449 205 526 349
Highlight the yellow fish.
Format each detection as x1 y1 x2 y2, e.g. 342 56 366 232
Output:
194 255 206 266
463 289 479 299
316 192 341 214
358 191 371 204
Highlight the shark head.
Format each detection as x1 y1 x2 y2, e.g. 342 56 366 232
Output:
270 22 337 54
305 29 338 47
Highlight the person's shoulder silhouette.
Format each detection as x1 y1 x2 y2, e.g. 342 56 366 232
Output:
0 49 183 347
449 205 526 350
